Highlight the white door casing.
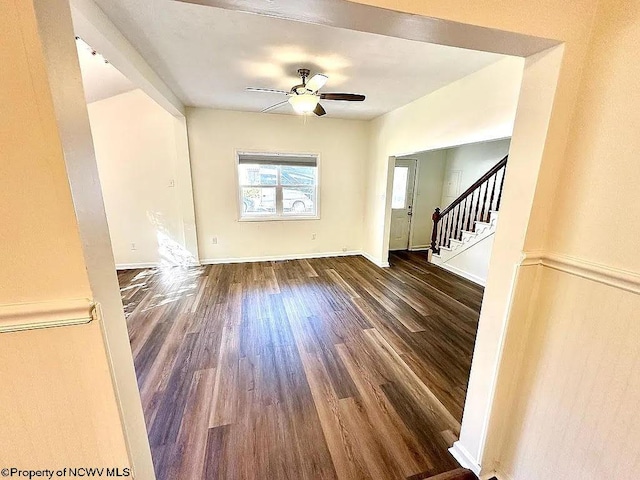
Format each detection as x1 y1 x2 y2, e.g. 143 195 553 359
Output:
389 159 417 251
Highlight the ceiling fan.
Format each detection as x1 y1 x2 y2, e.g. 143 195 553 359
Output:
247 68 365 116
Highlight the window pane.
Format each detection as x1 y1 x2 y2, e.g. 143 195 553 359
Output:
282 186 316 216
241 187 276 216
238 164 277 186
280 165 316 186
392 166 409 209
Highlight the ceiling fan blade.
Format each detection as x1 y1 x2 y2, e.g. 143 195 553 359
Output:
313 103 326 117
261 100 289 113
306 73 328 92
247 87 289 95
320 93 365 101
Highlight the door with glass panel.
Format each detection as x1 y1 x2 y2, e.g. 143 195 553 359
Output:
389 159 417 250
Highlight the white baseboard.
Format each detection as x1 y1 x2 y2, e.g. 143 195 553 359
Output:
118 251 396 269
437 262 486 286
200 250 361 265
409 244 431 251
115 261 202 270
361 250 390 268
449 441 482 476
115 262 160 270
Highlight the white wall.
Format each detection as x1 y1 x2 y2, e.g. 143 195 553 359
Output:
88 89 190 267
186 108 369 261
441 138 511 207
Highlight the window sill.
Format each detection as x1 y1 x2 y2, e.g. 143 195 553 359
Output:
238 215 320 222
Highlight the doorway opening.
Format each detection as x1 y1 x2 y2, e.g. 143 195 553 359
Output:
388 138 511 285
389 158 417 251
384 137 512 442
58 0 565 476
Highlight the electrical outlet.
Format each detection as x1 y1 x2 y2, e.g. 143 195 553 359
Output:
131 242 137 251
342 247 347 252
311 233 316 240
212 237 218 245
168 179 175 187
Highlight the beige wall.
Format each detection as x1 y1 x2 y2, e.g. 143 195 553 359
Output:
0 0 130 469
88 89 188 267
488 1 640 479
1 0 90 305
187 108 369 261
547 0 640 272
497 264 640 480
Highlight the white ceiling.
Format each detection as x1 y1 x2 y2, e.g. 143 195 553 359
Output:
87 0 508 119
76 37 136 104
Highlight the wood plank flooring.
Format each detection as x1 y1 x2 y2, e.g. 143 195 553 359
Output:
118 251 483 479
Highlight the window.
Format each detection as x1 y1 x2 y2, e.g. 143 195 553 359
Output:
238 153 318 220
392 166 409 209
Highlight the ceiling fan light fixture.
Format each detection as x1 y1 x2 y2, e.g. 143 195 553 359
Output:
288 94 319 114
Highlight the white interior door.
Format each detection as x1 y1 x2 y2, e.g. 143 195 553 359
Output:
389 159 417 251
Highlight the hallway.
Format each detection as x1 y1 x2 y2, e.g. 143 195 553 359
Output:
119 252 483 479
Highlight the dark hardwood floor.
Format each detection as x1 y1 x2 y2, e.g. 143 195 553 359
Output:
118 251 483 479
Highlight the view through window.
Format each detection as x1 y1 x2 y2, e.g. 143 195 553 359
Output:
238 153 318 219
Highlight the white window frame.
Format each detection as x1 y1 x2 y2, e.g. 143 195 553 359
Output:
236 151 321 222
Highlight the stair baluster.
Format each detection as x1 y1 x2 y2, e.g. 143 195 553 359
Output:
473 185 482 229
465 192 473 232
460 198 468 240
481 179 490 221
430 155 508 254
488 172 497 220
496 167 506 210
452 207 458 243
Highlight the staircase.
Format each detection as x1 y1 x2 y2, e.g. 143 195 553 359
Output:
430 155 508 271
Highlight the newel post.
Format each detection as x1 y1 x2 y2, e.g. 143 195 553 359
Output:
431 207 441 253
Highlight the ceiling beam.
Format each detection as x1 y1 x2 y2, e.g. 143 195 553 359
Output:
175 0 558 58
71 0 185 116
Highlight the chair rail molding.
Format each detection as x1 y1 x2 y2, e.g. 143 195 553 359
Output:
0 298 95 333
521 251 640 294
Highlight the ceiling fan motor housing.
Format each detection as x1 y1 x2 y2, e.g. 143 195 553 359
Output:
292 68 313 94
298 68 311 83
